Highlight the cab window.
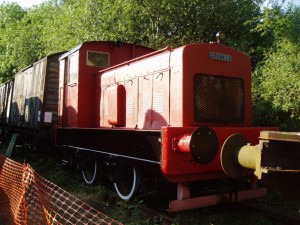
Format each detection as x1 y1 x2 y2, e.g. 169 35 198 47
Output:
87 51 110 67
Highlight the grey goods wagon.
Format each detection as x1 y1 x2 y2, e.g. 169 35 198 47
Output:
0 80 13 126
0 52 65 151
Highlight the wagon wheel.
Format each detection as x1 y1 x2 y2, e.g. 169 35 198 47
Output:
81 159 98 185
113 165 140 200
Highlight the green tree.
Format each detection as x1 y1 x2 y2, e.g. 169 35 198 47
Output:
93 0 264 50
252 5 300 130
0 0 267 83
9 7 46 68
0 2 26 82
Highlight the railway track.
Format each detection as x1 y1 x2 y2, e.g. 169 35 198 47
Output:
240 201 300 225
137 205 176 225
121 193 300 225
101 186 299 225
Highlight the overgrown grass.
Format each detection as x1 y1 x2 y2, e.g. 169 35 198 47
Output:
0 144 299 225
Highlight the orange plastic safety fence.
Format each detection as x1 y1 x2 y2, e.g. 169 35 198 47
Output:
0 154 123 225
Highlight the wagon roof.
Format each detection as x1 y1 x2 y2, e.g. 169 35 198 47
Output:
18 51 66 73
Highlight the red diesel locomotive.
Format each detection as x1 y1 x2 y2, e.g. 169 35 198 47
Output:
55 34 282 210
1 34 299 211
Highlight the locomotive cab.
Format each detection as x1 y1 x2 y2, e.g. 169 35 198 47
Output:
57 41 154 129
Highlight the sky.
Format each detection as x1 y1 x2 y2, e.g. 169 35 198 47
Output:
0 0 48 8
0 0 300 9
264 0 300 7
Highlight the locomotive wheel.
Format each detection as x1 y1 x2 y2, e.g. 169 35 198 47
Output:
81 159 98 185
113 165 140 200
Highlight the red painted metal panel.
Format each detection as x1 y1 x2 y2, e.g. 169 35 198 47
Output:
169 43 252 127
66 83 78 127
152 70 170 129
107 85 125 126
99 49 171 129
138 74 153 129
185 44 251 127
124 78 138 128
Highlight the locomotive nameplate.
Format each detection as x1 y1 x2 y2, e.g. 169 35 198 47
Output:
209 52 232 62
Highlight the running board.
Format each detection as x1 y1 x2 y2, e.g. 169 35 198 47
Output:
169 182 267 212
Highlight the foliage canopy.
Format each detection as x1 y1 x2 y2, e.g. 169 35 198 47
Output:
0 0 300 129
0 0 263 81
252 4 300 129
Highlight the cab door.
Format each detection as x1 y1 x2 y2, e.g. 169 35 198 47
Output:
65 51 79 127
